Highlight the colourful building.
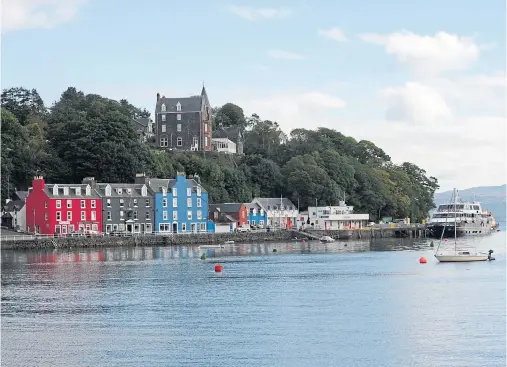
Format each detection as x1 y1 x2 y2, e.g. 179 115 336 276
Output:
25 176 103 235
146 172 208 233
245 202 267 226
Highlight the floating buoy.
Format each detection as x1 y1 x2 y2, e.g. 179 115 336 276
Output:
200 253 206 260
419 257 427 264
214 264 223 272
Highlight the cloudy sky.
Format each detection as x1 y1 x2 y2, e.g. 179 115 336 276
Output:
2 0 505 192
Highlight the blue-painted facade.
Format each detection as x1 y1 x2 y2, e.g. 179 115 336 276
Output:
153 174 208 233
246 203 267 226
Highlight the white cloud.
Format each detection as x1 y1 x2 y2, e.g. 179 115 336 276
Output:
267 49 304 60
360 30 481 74
318 27 348 42
300 92 346 109
2 0 86 31
227 5 291 21
380 82 453 125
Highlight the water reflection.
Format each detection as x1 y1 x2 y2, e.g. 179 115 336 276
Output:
0 238 439 266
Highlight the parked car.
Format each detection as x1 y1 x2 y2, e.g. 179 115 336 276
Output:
236 226 251 233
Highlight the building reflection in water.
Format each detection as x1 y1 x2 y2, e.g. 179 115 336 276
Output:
1 238 432 266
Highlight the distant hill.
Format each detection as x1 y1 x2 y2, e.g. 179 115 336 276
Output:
434 185 506 229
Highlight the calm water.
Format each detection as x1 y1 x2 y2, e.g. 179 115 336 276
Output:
2 234 506 367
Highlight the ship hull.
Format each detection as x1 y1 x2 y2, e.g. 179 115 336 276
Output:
428 223 492 238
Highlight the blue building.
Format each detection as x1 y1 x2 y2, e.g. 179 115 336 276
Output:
245 202 267 226
137 172 208 233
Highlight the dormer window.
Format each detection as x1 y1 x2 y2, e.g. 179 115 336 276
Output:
126 188 132 195
196 187 201 196
75 187 81 196
85 185 91 196
141 185 147 197
117 188 122 195
63 187 69 195
162 187 167 195
52 185 59 196
105 185 111 196
161 103 166 112
176 102 181 111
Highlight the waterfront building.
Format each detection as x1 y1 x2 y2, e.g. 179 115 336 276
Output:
141 172 208 233
208 203 248 231
250 197 298 229
245 202 267 226
305 201 370 230
25 176 102 235
1 191 28 231
90 177 155 234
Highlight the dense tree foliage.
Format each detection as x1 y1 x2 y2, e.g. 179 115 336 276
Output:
1 87 439 221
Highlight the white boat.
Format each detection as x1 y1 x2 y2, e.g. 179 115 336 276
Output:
320 235 335 243
434 189 494 263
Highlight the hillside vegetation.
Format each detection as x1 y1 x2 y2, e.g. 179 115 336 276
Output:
1 87 440 221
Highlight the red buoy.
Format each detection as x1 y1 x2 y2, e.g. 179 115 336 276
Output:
214 264 223 272
419 257 427 264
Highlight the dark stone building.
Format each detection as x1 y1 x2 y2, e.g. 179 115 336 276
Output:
154 86 212 151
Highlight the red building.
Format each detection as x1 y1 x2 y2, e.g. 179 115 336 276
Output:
26 176 103 235
208 203 248 227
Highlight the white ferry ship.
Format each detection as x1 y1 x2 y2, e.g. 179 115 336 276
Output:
427 189 496 238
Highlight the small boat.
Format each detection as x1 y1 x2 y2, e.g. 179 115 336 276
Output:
320 236 335 243
434 189 494 263
200 245 225 249
224 240 235 245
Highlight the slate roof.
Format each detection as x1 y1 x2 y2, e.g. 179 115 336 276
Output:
252 197 297 211
133 117 151 128
209 203 243 213
212 125 244 144
145 176 207 193
93 183 153 198
13 191 29 201
44 183 101 199
155 86 211 114
2 200 25 212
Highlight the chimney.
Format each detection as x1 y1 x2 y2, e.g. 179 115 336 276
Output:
176 171 186 183
157 93 160 101
135 173 150 185
32 176 45 191
82 177 97 188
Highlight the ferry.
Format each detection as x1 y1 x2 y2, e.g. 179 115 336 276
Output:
427 189 496 238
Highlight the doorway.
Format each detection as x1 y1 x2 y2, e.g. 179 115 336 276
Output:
172 222 178 233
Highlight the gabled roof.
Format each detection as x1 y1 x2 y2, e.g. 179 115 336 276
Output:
13 191 29 201
2 200 25 212
146 177 207 193
209 203 243 213
252 197 297 211
212 125 243 143
133 117 151 128
156 96 202 113
245 202 263 211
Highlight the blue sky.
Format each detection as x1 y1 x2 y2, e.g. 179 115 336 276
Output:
2 0 505 191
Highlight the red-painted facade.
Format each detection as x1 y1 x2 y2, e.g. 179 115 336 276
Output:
26 177 103 235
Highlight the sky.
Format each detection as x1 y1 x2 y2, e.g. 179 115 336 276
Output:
1 0 506 192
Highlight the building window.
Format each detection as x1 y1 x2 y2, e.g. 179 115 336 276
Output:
192 136 198 149
177 123 181 132
81 211 86 220
177 114 181 120
163 211 168 220
44 213 48 220
176 102 181 111
205 136 209 147
187 198 192 207
160 137 168 147
56 211 61 221
91 211 96 220
173 211 177 220
161 114 166 121
107 198 111 207
120 211 124 218
126 188 131 195
204 124 208 133
187 210 192 220
80 200 85 208
173 188 177 196
120 199 124 207
161 124 166 132
182 223 186 232
197 210 202 220
67 212 72 221
162 198 167 207
145 211 150 220
197 198 202 207
44 201 48 208
56 200 61 209
91 200 96 208
161 103 166 112
197 187 201 196
173 198 177 207
67 200 72 209
200 222 206 232
145 199 150 207
133 199 138 207
133 211 138 220
92 224 98 231
107 211 112 220
177 137 182 146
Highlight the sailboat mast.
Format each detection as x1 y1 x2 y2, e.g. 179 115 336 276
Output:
454 189 457 251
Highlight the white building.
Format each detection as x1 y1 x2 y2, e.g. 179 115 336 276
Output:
251 197 299 229
212 137 237 154
1 196 27 231
305 201 369 230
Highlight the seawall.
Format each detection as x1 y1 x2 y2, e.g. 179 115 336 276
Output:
302 226 427 240
1 231 296 251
